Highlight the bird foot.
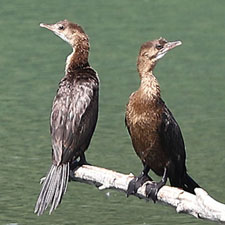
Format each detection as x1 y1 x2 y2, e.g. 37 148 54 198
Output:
127 174 152 197
145 181 164 202
145 168 167 202
70 158 91 171
69 170 76 181
69 158 91 181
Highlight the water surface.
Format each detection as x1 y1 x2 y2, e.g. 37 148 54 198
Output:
0 0 225 224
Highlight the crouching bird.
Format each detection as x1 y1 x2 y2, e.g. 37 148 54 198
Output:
125 38 199 202
34 20 99 215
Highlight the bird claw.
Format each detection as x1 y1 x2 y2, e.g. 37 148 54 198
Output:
40 176 46 184
70 160 81 171
69 158 91 182
145 182 160 203
127 174 151 197
127 177 139 197
70 157 91 171
69 170 76 181
145 168 167 202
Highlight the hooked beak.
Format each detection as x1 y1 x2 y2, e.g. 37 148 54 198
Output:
156 40 182 61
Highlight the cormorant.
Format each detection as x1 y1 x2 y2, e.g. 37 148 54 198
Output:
34 20 99 215
125 38 199 201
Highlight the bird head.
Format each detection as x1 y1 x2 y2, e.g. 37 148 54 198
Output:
137 37 182 73
40 19 89 48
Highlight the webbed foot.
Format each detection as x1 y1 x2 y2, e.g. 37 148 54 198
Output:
127 173 152 197
70 153 91 170
145 167 168 202
69 153 91 181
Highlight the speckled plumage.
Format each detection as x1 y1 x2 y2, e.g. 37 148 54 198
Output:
35 20 99 215
50 66 99 165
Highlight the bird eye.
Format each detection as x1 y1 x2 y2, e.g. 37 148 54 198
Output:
58 25 64 30
156 44 163 50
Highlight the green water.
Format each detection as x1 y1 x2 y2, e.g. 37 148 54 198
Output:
0 0 225 224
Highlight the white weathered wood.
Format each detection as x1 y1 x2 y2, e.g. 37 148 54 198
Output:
72 165 225 223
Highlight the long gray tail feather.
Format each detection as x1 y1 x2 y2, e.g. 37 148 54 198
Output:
34 163 69 216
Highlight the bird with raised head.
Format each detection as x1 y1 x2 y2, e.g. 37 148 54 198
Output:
34 20 99 215
125 38 199 202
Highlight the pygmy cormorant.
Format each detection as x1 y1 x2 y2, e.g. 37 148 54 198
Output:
125 38 200 201
34 20 99 215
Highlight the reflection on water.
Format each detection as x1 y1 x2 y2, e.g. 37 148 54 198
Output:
0 0 225 224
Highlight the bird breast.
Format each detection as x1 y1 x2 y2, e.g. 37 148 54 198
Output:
126 92 163 161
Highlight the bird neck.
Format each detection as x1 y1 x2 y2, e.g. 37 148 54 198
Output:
139 71 161 100
65 39 90 74
137 56 156 75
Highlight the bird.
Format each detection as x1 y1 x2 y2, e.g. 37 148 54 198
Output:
125 37 200 202
34 20 99 215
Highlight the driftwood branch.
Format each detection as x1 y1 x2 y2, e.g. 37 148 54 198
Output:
71 165 225 223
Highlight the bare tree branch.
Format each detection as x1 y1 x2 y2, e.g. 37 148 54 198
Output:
71 165 225 223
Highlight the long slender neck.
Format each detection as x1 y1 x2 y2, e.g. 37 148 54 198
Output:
65 39 89 74
137 57 160 100
137 56 156 74
139 71 161 100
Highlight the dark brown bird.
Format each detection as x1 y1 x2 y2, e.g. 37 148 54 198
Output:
34 20 99 215
126 38 199 201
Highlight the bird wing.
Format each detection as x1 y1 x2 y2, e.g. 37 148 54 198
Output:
50 74 99 166
159 104 186 170
125 92 136 135
125 115 131 135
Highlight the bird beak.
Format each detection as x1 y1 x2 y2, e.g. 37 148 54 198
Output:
40 22 70 45
40 23 56 32
164 40 182 51
156 40 182 61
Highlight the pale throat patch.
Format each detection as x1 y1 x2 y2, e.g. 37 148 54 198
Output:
55 32 70 45
65 48 76 72
155 51 167 60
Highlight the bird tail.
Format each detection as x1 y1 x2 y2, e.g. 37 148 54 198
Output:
34 163 69 216
183 173 200 194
